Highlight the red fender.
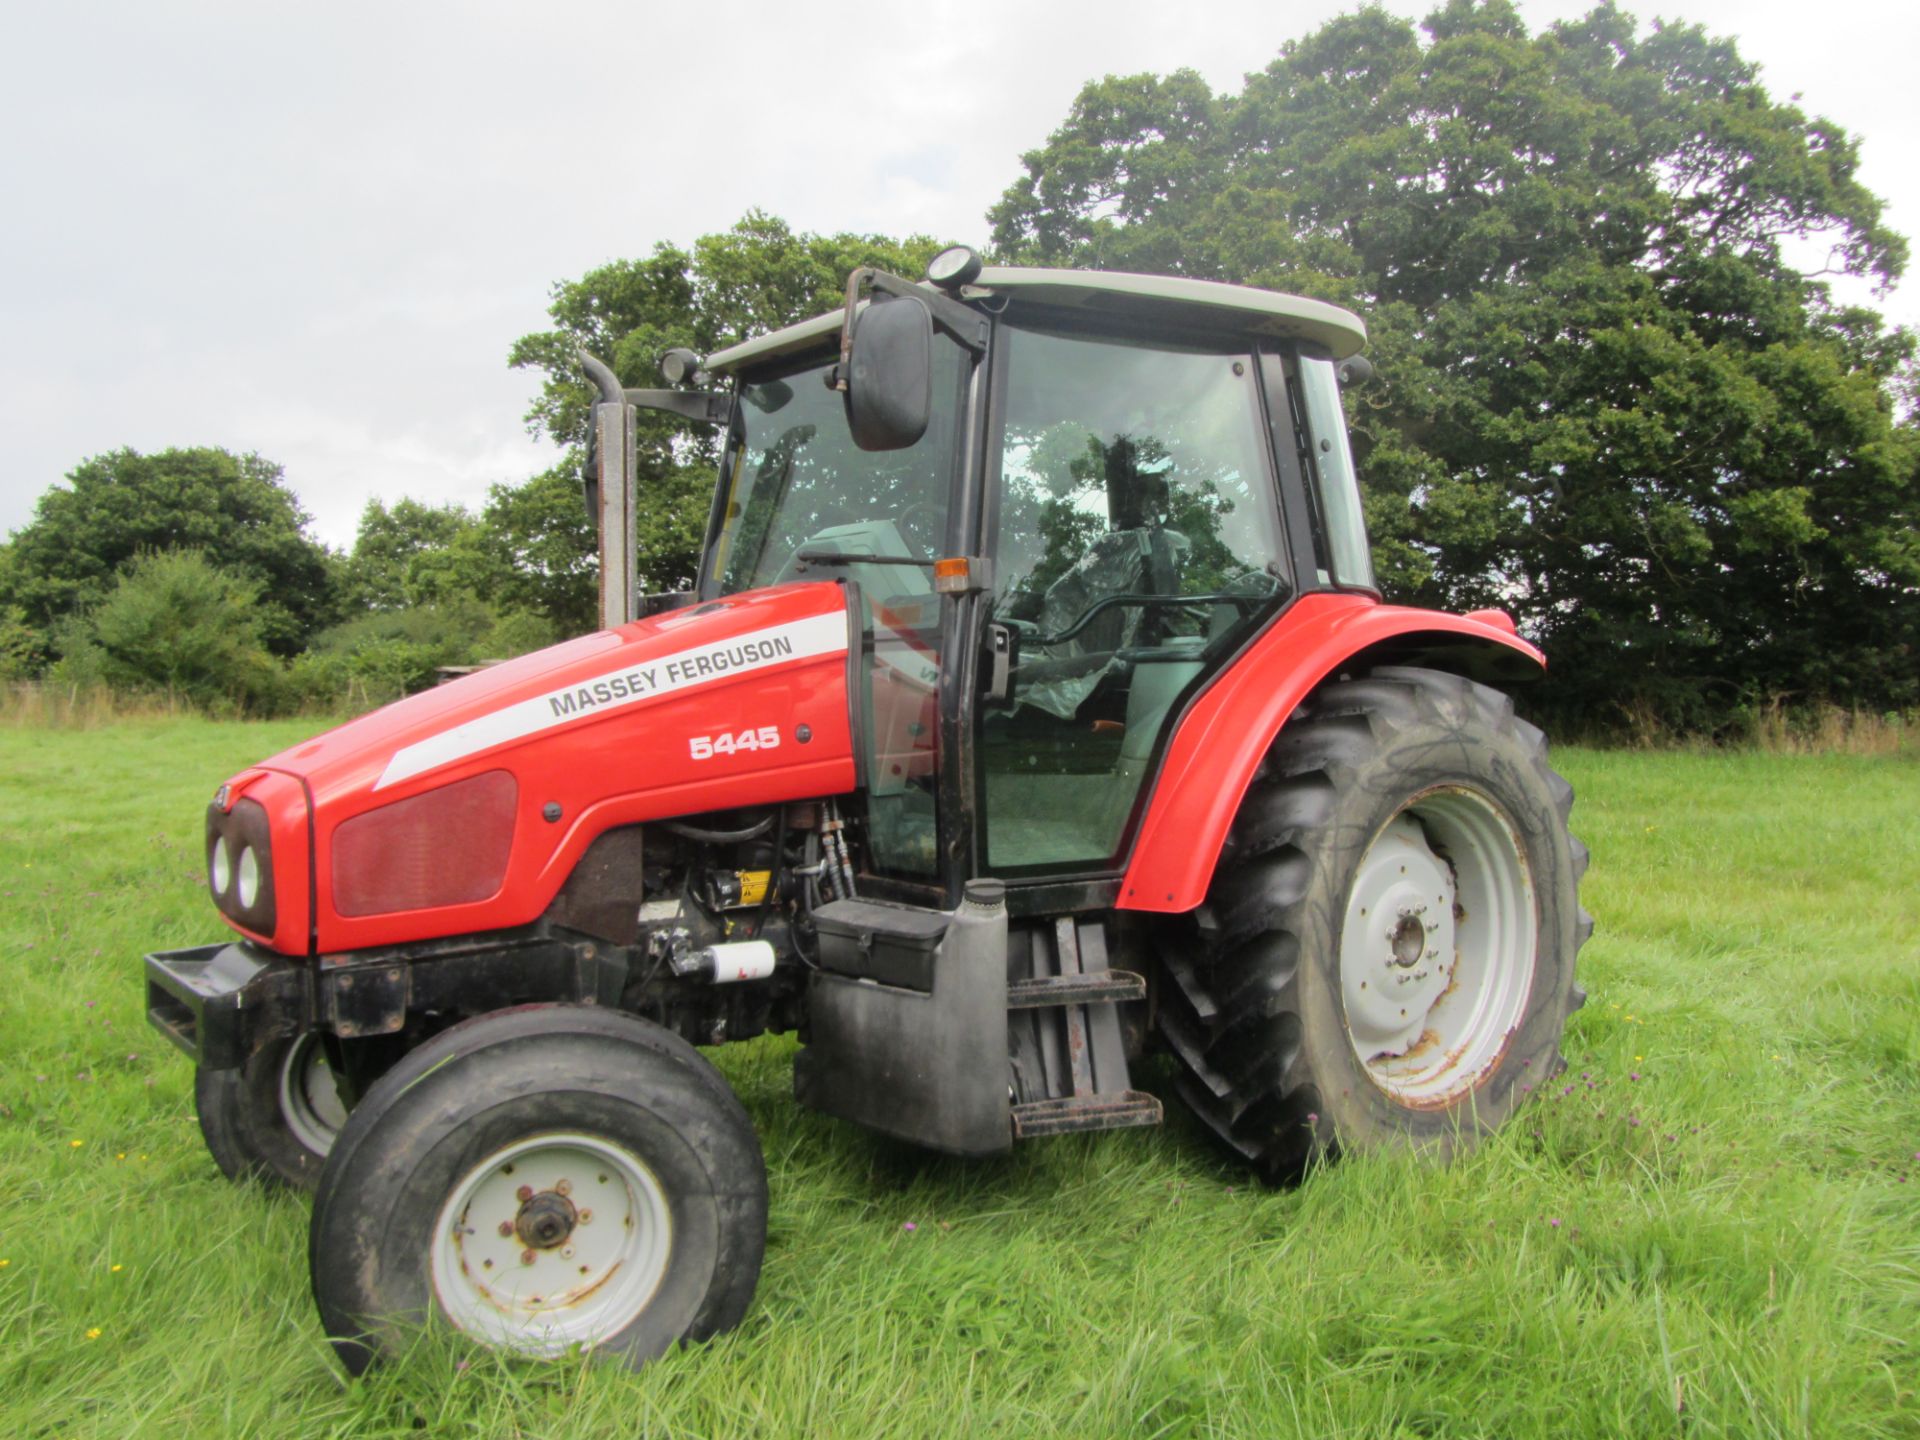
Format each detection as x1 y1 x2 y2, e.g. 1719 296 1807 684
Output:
1117 593 1544 914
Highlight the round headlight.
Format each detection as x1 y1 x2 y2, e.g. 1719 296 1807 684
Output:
210 837 231 896
236 845 260 910
925 244 983 290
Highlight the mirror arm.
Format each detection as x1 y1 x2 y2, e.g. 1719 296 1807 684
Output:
621 388 732 426
834 267 989 390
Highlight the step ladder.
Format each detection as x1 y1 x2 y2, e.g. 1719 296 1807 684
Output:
1008 916 1162 1139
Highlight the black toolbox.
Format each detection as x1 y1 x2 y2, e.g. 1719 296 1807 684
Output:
813 898 949 992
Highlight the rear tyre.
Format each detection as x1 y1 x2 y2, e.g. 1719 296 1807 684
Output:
195 1032 346 1192
1157 666 1591 1183
308 1005 767 1374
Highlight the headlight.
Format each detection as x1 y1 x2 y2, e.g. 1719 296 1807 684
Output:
206 794 276 935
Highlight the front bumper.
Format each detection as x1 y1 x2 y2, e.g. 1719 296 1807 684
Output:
145 942 305 1071
146 930 634 1072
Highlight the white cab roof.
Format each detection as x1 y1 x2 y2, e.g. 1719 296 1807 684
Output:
704 266 1367 375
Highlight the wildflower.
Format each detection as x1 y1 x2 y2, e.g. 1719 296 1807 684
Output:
1629 1117 1641 1128
902 1222 917 1233
116 1153 125 1161
456 1359 470 1372
1629 1073 1641 1082
70 1139 83 1148
86 1327 102 1340
1306 1112 1319 1124
1548 1217 1562 1228
1635 1055 1643 1062
0 1260 9 1268
111 1264 123 1273
84 1000 96 1009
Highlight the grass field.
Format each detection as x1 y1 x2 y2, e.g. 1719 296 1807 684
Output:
2 719 1916 1439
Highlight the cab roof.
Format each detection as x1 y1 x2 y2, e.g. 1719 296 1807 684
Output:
703 266 1367 376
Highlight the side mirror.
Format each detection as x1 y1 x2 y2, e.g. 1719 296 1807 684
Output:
843 293 933 451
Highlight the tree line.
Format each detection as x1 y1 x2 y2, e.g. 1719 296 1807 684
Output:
3 1 1915 733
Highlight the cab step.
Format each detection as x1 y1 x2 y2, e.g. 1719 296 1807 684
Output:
1006 969 1145 1010
1012 1091 1164 1138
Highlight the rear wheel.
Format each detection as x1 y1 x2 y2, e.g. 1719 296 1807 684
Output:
1157 666 1590 1182
308 1005 767 1373
195 1032 346 1192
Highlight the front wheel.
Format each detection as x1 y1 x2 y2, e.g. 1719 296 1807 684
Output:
308 1005 767 1373
195 1032 347 1192
1157 666 1591 1182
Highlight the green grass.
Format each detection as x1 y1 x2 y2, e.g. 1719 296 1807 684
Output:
2 721 1916 1439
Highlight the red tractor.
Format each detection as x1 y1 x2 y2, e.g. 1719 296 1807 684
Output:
147 249 1588 1371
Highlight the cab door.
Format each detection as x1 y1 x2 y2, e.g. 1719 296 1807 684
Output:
978 320 1295 875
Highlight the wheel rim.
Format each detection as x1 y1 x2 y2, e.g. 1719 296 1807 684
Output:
429 1132 674 1357
278 1033 347 1155
1338 785 1537 1106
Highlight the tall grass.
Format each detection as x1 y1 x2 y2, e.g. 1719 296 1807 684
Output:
1 723 1916 1438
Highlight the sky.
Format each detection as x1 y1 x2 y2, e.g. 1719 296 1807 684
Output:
3 0 1916 551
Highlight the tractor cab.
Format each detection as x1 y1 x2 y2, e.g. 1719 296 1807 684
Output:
619 254 1378 906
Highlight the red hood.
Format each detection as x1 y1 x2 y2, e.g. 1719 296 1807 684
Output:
255 583 847 807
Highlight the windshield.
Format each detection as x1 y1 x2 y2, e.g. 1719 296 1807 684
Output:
707 344 966 598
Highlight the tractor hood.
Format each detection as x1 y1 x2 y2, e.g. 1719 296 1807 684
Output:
243 581 858 954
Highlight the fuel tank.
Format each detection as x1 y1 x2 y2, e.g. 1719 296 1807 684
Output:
224 582 856 954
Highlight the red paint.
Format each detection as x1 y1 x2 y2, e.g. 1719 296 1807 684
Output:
228 583 855 954
1117 594 1544 914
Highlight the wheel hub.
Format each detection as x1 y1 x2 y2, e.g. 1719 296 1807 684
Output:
1339 813 1457 1062
1389 912 1426 968
278 1033 347 1156
1338 788 1537 1106
514 1191 578 1249
430 1133 674 1357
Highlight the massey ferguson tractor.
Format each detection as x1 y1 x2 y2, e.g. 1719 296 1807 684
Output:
146 248 1588 1371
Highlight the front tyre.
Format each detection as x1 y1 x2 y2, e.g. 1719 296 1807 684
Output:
1158 666 1591 1182
308 1006 767 1374
194 1032 346 1192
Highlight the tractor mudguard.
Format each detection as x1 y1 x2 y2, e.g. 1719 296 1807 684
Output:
1118 593 1544 915
233 581 857 954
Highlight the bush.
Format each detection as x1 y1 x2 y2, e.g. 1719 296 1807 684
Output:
289 600 558 711
81 551 285 714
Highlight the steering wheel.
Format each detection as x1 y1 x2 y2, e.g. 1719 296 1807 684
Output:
894 500 943 555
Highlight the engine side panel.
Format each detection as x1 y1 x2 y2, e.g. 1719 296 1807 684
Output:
1118 593 1545 914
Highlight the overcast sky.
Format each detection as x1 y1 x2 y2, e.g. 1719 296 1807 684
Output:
3 0 1914 551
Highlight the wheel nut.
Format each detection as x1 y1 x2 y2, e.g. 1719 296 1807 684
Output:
497 1221 514 1237
556 1180 572 1197
520 1249 537 1266
578 1209 593 1224
516 1185 534 1202
561 1246 574 1259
